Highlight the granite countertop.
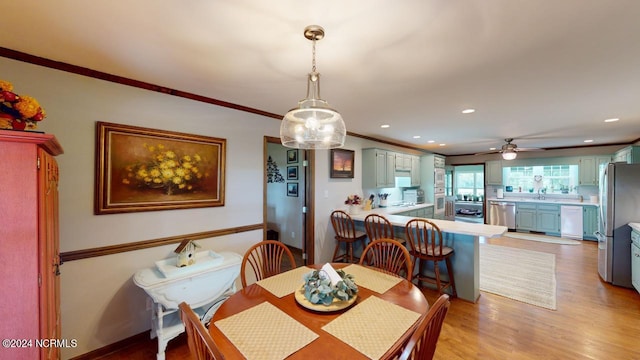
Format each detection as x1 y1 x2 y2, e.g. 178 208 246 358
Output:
486 197 599 206
348 204 506 239
630 223 640 232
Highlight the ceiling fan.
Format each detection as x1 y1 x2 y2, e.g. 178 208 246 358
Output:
476 138 544 160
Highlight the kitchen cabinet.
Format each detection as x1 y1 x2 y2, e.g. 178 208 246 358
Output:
632 229 640 293
363 148 396 188
394 205 434 219
516 203 537 231
411 155 421 186
485 160 503 185
582 206 598 240
434 155 445 168
579 156 611 186
0 130 63 360
515 202 560 234
395 152 412 171
613 145 640 164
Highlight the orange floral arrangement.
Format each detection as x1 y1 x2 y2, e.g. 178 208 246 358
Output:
0 80 46 130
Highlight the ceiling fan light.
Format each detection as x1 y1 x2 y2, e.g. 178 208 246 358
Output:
280 26 346 149
502 150 517 160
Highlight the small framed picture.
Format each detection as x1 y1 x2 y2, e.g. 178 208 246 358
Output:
287 149 298 164
330 148 355 179
287 166 298 180
287 182 298 197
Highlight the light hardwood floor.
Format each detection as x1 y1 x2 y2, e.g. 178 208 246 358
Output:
93 237 640 359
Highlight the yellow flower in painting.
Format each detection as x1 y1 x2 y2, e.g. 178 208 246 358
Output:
162 169 174 179
153 178 163 184
165 159 177 168
157 144 165 150
136 168 149 178
148 145 156 152
191 167 199 173
179 183 186 189
193 154 202 162
175 167 186 177
149 168 161 178
165 151 176 159
156 154 165 162
173 177 183 185
183 162 193 169
182 155 192 162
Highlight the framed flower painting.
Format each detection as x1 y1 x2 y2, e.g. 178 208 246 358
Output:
94 122 226 214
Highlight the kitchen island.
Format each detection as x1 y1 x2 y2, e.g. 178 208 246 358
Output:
348 204 507 302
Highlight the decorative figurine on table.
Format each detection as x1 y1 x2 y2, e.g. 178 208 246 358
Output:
174 240 201 267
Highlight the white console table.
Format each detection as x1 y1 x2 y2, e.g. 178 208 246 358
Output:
133 250 242 360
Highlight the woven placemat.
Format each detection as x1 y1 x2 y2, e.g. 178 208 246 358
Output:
214 301 319 360
256 266 313 298
342 264 403 294
322 296 421 359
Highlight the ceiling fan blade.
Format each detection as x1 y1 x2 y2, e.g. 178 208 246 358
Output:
514 147 544 152
474 150 501 155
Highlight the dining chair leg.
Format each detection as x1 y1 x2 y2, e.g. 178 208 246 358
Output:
348 242 354 263
445 257 457 298
332 242 342 262
433 260 443 295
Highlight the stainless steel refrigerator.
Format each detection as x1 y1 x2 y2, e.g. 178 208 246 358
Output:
596 162 640 288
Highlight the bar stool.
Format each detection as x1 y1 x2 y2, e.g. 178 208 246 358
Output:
330 210 368 263
364 213 396 242
405 218 457 297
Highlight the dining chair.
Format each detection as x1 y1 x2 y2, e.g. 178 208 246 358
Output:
330 210 368 263
398 294 451 360
241 240 296 287
359 238 413 280
364 213 404 243
178 302 225 360
405 219 457 297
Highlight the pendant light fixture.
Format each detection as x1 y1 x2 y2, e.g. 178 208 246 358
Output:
280 25 346 149
501 149 517 160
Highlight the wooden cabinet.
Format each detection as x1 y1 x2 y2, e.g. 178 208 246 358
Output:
516 203 560 234
485 160 503 185
632 229 640 293
0 130 63 360
363 149 396 188
582 206 599 240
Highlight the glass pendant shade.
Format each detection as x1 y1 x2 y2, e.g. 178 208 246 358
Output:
502 150 517 160
280 72 346 149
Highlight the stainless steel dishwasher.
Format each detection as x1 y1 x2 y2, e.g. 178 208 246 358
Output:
489 201 516 230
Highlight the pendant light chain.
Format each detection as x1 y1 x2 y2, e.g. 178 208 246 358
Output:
311 38 317 73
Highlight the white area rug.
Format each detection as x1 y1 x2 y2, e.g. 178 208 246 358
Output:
505 232 582 245
480 244 557 310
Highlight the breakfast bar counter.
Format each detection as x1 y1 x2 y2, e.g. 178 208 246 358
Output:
349 205 507 302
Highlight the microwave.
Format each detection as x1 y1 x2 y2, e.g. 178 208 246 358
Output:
403 189 425 204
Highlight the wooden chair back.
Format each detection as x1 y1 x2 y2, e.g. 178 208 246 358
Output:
241 240 296 287
330 210 359 240
359 238 413 280
405 219 446 258
179 302 225 360
364 213 395 241
398 294 451 360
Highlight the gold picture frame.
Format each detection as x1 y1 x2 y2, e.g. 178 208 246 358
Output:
95 121 226 214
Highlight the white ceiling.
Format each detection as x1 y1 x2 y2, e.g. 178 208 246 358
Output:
3 0 640 155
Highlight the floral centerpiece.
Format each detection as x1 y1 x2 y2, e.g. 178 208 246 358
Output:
345 194 362 214
0 80 46 130
302 268 358 305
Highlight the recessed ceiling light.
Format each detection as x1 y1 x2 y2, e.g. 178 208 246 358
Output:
604 118 619 123
462 109 476 114
427 140 435 143
413 135 421 139
439 143 446 147
489 147 496 151
380 124 390 128
584 139 594 143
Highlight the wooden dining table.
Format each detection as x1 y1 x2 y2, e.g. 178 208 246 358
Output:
209 263 429 360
